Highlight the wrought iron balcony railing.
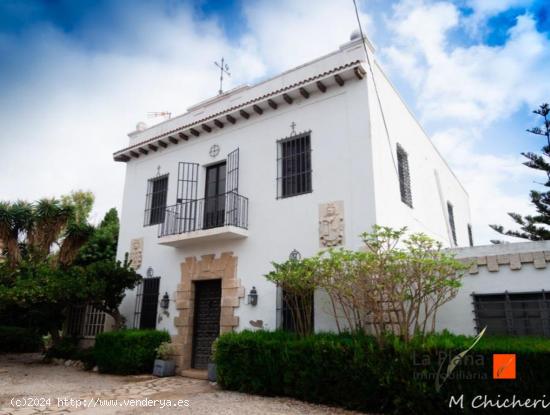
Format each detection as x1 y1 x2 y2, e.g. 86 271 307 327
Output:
158 191 249 238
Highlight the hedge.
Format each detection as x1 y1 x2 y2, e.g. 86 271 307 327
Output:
44 336 79 360
94 329 170 374
215 330 550 414
0 326 43 353
44 337 96 370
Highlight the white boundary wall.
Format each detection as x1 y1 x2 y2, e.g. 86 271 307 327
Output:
438 241 550 335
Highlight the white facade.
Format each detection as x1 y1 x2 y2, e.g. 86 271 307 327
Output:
114 35 470 369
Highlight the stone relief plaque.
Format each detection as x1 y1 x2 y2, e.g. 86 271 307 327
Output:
128 238 143 270
319 201 345 248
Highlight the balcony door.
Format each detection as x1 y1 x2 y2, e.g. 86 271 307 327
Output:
204 162 226 229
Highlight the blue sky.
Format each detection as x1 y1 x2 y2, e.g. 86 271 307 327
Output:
1 0 549 244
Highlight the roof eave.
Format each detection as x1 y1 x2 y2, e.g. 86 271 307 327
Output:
113 61 366 163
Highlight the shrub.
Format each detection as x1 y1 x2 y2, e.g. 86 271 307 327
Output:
0 326 43 353
44 337 79 360
215 330 550 414
44 338 95 370
215 331 384 410
94 329 170 374
265 226 467 340
156 341 176 360
75 347 96 370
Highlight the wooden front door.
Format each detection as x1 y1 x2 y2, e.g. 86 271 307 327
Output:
192 279 221 369
204 162 226 229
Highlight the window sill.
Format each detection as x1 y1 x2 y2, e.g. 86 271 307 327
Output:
277 190 313 200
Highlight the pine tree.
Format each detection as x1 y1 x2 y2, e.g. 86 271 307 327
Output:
490 103 550 240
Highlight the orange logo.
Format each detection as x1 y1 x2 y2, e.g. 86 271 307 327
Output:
493 354 516 379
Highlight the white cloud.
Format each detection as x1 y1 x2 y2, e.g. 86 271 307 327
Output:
0 0 546 244
380 1 550 243
384 4 550 125
432 128 535 243
390 0 458 64
0 0 372 224
463 0 533 38
242 0 373 72
0 3 266 224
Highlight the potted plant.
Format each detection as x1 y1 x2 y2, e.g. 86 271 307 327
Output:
153 342 176 377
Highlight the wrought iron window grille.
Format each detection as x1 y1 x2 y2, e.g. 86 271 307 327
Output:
144 174 169 226
473 291 550 337
276 131 313 199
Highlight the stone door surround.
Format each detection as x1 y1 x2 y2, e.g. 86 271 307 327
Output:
171 252 244 372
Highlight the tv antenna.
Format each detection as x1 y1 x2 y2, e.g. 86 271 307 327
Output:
147 111 172 120
214 57 230 95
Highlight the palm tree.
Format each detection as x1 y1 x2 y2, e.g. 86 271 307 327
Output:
29 199 74 261
58 222 94 267
0 201 33 267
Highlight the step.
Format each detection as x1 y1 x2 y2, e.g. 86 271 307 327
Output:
181 369 208 380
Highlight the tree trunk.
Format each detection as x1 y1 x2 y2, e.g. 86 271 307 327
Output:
108 309 125 331
6 237 21 268
49 327 61 346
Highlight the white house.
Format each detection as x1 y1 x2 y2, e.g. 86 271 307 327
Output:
113 33 471 373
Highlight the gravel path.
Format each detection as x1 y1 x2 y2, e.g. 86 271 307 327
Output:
0 354 364 414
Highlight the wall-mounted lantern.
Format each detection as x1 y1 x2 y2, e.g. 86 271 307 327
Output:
160 292 170 310
248 286 258 306
289 249 302 261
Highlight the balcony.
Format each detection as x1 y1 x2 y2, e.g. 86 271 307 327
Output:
158 191 249 247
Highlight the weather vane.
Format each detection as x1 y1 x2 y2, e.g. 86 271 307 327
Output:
214 57 231 95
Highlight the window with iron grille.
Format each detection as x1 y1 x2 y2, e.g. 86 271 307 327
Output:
468 224 474 247
396 143 412 208
276 285 314 334
144 174 168 226
473 291 550 337
66 304 106 338
447 201 457 245
67 305 86 337
277 132 312 198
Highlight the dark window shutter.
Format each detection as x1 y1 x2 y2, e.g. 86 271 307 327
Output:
133 277 161 329
226 148 239 193
226 149 240 226
396 143 413 208
447 202 457 245
139 277 160 329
